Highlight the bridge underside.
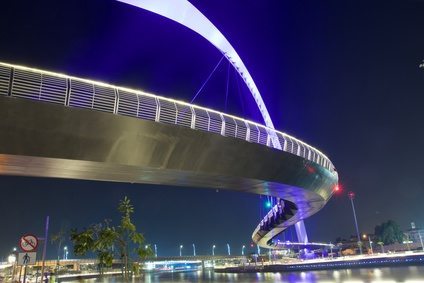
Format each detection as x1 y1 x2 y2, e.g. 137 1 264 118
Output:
0 96 337 248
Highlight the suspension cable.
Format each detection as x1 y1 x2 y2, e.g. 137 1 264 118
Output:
190 54 225 103
225 60 231 111
234 68 246 116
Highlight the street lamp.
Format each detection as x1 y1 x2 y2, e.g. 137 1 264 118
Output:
363 234 373 254
179 245 183 257
63 246 68 260
154 244 157 257
212 245 216 256
192 244 196 256
227 243 231 256
242 245 246 256
12 247 17 252
348 191 363 255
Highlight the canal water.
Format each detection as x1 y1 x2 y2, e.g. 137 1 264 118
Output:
65 266 424 282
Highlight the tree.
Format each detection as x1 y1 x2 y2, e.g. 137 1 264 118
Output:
51 227 66 260
70 220 116 274
51 226 67 275
374 220 404 245
70 196 152 278
115 196 152 279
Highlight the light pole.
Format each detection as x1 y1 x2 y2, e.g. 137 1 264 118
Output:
192 244 196 256
212 245 216 256
227 243 231 256
348 191 363 255
179 245 183 257
63 246 68 260
363 234 373 254
242 245 246 256
154 244 157 257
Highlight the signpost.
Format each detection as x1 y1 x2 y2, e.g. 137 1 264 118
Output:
15 219 49 283
19 234 38 252
18 234 39 283
18 252 37 266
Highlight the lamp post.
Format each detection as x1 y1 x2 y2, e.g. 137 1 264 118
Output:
227 244 231 256
212 245 216 256
63 246 68 260
192 244 196 256
348 191 363 255
154 244 157 257
242 245 246 256
363 234 373 254
179 245 183 257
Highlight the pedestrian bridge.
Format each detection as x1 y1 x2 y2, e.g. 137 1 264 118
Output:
0 62 338 249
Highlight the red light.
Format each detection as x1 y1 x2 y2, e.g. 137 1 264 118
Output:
333 184 342 193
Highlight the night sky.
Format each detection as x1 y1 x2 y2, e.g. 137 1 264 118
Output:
1 0 424 259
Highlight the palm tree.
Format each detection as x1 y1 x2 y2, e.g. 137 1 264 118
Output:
51 227 66 276
116 196 151 279
70 196 152 279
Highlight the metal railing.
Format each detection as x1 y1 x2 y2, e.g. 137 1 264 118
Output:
0 62 336 172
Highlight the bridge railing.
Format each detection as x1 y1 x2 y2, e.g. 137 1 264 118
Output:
0 62 335 172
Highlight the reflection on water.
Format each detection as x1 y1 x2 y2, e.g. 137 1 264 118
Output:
66 266 424 282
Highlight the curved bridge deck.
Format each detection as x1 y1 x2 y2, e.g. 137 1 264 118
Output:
0 62 338 249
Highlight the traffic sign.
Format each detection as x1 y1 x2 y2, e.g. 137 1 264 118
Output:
17 252 36 266
19 234 38 252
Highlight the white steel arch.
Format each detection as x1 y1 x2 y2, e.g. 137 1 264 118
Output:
116 0 282 149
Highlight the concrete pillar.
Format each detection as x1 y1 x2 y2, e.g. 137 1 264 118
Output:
295 220 308 244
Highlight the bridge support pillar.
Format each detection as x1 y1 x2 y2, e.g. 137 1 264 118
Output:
295 220 308 244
